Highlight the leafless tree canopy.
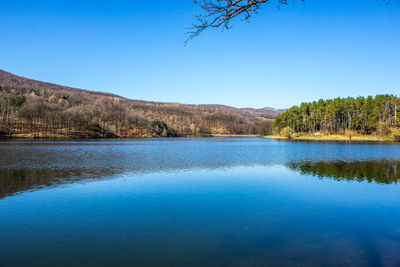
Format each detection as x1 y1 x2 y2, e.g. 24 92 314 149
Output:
188 0 391 42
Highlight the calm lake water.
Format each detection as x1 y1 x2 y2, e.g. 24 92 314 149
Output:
1 138 400 266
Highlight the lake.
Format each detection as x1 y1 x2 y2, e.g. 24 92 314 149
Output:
1 138 400 266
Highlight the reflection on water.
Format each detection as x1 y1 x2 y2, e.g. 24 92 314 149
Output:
287 160 400 184
1 138 400 198
0 168 122 199
3 159 400 198
1 138 400 266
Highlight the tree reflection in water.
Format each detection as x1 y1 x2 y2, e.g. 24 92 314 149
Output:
287 160 400 184
1 159 399 199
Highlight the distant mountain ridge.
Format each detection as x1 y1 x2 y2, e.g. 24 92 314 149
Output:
0 69 283 138
201 104 284 119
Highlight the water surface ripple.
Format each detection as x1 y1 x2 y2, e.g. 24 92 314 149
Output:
1 138 400 266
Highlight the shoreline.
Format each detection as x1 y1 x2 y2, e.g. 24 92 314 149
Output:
0 135 260 141
204 134 259 137
263 134 392 142
1 134 396 143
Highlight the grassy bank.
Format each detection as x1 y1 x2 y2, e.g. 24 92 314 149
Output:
263 134 391 142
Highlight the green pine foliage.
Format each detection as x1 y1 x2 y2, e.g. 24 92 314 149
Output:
274 95 399 135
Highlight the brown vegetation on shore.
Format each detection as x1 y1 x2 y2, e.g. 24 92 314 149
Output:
0 70 281 138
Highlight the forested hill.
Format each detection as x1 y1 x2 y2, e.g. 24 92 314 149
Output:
0 69 281 138
274 95 399 138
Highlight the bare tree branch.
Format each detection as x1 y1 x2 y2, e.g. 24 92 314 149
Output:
186 0 303 44
186 0 391 44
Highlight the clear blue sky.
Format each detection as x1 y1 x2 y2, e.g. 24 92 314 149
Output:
1 0 399 109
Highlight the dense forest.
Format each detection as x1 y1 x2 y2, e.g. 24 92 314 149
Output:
274 95 400 139
0 70 280 138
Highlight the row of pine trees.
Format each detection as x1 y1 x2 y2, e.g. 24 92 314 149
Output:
274 95 399 135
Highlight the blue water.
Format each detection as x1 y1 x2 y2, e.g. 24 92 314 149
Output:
1 138 400 266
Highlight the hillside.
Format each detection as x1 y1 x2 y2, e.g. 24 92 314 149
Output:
0 70 282 138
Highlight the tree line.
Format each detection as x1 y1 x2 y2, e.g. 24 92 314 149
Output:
274 95 399 137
